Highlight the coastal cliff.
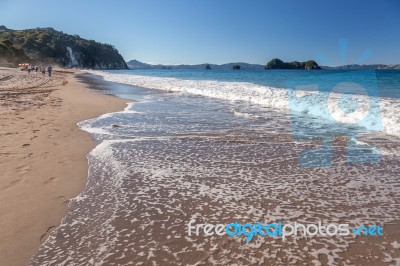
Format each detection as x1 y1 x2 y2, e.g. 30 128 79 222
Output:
0 26 128 69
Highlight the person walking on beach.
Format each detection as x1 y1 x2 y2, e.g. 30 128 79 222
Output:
27 64 32 74
40 65 46 75
47 65 52 77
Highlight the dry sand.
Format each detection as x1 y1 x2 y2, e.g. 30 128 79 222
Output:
0 68 127 266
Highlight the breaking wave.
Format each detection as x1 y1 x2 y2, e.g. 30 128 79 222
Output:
90 71 400 138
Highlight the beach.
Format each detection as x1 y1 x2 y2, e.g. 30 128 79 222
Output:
31 70 400 265
1 0 398 264
0 68 127 266
1 68 399 265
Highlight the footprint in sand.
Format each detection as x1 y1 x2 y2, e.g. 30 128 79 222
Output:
22 143 30 147
44 177 57 186
23 153 34 159
16 165 30 175
2 179 23 189
40 226 57 244
57 195 70 205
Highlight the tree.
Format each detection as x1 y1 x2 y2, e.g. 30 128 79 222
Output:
305 60 321 69
265 58 288 69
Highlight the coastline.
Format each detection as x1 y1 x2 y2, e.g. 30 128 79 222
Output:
33 70 400 265
0 68 128 265
2 68 399 265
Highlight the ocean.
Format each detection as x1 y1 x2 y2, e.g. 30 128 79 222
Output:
31 69 400 265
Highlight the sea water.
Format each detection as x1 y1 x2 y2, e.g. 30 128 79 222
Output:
31 69 400 265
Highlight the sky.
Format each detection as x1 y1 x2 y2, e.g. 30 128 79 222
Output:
0 0 399 66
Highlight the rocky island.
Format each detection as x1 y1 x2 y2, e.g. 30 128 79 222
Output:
265 58 321 70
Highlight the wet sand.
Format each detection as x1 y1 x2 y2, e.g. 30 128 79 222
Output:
30 74 400 265
3 68 399 265
0 68 127 266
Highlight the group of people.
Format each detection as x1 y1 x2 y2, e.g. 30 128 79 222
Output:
27 64 53 76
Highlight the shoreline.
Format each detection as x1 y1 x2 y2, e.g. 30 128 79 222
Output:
32 71 400 265
2 68 400 265
0 68 128 265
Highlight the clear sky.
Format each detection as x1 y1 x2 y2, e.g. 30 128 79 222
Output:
1 0 399 66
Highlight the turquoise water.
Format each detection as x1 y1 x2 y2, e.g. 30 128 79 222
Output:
95 68 400 138
107 69 400 98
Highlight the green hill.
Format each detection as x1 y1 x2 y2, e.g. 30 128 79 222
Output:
0 26 127 69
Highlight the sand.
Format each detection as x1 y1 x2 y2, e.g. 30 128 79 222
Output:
0 68 127 266
2 68 399 265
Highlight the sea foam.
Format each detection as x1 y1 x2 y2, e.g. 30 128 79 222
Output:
89 71 400 138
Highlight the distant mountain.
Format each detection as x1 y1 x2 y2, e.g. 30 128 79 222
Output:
0 26 127 69
127 59 399 71
127 60 169 69
321 64 400 70
126 59 264 70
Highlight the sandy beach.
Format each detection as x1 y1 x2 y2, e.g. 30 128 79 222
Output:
2 68 399 265
0 68 127 266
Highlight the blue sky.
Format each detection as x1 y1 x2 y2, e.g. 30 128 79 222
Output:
1 0 399 65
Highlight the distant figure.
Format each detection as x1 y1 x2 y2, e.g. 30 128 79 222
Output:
35 66 38 72
40 65 46 75
27 64 32 74
47 65 52 77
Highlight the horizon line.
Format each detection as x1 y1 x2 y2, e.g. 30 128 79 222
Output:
131 59 400 68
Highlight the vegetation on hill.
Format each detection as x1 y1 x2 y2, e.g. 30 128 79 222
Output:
0 26 127 69
126 60 265 70
232 64 241 70
265 58 321 70
321 64 400 70
127 59 399 71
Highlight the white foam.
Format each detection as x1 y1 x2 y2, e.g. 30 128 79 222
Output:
231 110 261 119
77 102 141 137
88 71 400 138
392 241 400 249
32 71 400 265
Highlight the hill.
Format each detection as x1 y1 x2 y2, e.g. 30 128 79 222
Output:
321 64 400 70
0 26 127 69
127 59 400 71
126 59 264 70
